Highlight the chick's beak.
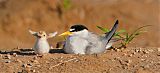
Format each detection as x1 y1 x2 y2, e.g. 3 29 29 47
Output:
59 31 72 36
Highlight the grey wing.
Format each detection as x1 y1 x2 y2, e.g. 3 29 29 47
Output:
86 32 100 44
85 32 105 54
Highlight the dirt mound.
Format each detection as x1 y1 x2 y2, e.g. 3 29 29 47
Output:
0 47 159 73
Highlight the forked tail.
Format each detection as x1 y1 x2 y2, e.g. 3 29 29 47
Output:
105 20 119 44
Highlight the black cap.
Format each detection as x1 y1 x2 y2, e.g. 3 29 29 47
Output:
70 24 88 32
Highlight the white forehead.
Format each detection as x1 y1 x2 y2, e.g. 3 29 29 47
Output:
69 28 75 31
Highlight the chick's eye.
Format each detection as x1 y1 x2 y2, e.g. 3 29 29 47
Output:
43 35 45 36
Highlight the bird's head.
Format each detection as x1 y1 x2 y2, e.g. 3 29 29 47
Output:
59 24 89 36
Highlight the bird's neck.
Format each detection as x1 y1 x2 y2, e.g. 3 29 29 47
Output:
36 38 47 42
76 30 89 38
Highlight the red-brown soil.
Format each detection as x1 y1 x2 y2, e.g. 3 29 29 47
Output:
0 47 160 73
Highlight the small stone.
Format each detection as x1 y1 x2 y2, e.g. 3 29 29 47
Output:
148 49 153 52
110 49 114 51
143 65 150 69
139 48 142 51
45 61 50 64
126 63 130 66
5 60 11 63
36 65 41 67
0 54 2 57
21 69 28 73
31 60 39 64
13 53 17 57
31 69 36 72
158 48 160 52
121 48 125 50
141 59 145 61
33 56 38 60
122 65 127 69
16 46 20 49
36 54 43 58
50 46 53 49
123 53 127 56
125 60 132 66
22 64 27 68
135 49 139 53
143 50 149 54
128 54 133 57
16 59 21 63
27 64 32 68
115 49 120 52
22 63 32 68
126 60 132 63
5 54 11 59
157 62 160 65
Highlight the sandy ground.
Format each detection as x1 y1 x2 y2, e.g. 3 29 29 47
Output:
0 47 160 73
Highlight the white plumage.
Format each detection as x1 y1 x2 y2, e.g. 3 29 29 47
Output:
60 20 119 54
29 30 57 54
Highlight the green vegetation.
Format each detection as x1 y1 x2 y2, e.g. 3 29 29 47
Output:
63 0 72 10
97 25 151 48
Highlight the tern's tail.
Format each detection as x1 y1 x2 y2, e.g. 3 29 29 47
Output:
104 20 119 44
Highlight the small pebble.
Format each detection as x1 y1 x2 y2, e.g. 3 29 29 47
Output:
36 65 41 67
126 63 130 66
148 49 153 52
0 54 2 57
45 61 50 64
27 64 32 68
16 46 20 49
22 63 32 68
22 64 27 68
143 64 150 69
141 59 145 61
143 50 149 54
13 53 17 57
115 49 120 52
123 53 127 56
157 62 160 65
133 52 136 55
15 59 21 63
33 56 38 60
135 49 139 53
5 54 11 59
126 60 132 63
5 60 11 63
129 54 133 57
158 48 160 52
31 60 39 64
31 69 36 72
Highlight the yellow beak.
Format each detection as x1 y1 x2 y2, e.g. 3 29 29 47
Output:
59 31 72 36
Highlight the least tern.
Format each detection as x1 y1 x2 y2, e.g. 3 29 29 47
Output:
29 30 57 54
59 20 119 54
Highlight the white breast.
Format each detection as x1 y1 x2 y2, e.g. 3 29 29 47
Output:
34 39 50 54
64 36 88 54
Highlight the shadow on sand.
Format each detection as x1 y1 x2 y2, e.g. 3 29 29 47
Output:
0 48 65 56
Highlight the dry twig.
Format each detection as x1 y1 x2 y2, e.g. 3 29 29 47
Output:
49 58 77 69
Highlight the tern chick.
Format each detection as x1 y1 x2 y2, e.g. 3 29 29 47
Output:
29 30 57 54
